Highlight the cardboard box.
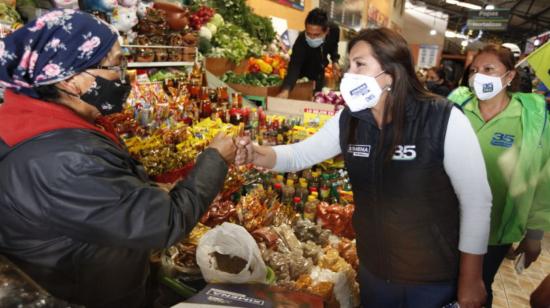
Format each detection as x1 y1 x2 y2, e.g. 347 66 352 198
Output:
205 57 236 77
226 83 281 98
226 81 315 101
266 97 336 117
288 81 315 101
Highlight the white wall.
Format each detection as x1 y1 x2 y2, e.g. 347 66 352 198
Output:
390 0 406 31
402 2 448 46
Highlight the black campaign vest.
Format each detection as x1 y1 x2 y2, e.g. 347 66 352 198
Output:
339 98 460 283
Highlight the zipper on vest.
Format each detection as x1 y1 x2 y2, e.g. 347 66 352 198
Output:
373 187 383 280
379 162 391 282
374 141 390 282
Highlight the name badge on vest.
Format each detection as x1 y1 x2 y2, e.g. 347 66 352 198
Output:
348 144 371 157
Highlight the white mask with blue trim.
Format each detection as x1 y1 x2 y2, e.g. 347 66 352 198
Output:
340 72 386 112
469 72 509 101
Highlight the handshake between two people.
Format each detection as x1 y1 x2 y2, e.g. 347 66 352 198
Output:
206 132 275 168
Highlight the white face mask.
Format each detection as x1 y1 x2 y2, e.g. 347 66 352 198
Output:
469 72 508 101
340 72 386 112
305 35 325 48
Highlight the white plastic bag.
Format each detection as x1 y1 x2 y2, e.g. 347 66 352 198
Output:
196 222 267 284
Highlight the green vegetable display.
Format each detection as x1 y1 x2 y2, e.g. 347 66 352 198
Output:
221 71 282 87
149 70 188 82
243 14 276 46
211 22 262 63
0 3 22 25
191 0 275 63
207 0 275 45
198 36 212 55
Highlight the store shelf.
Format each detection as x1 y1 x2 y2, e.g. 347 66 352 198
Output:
206 70 256 108
122 44 194 49
128 61 194 68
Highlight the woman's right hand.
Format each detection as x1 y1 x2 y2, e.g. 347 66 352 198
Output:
235 136 253 165
458 275 486 308
234 137 277 169
457 252 486 308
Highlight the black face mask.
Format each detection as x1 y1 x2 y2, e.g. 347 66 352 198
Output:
426 80 438 90
80 74 131 115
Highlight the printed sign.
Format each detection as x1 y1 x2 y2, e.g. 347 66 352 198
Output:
270 0 305 11
467 9 510 31
304 108 337 127
320 0 364 30
185 283 324 307
418 44 439 69
367 4 389 28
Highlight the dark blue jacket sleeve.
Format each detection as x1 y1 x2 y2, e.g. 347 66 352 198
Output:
41 146 227 249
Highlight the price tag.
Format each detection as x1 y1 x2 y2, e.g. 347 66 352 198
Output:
303 108 336 127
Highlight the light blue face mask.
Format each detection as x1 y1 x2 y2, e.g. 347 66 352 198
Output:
306 35 325 48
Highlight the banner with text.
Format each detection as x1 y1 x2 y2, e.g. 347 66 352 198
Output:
467 9 510 31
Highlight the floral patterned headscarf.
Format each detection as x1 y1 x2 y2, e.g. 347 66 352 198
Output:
0 9 119 98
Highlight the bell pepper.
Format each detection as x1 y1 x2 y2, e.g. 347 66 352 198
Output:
249 63 261 74
279 68 287 79
247 57 258 73
262 55 273 64
256 59 273 74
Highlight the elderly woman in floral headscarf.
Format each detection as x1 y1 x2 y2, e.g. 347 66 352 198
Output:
0 10 236 308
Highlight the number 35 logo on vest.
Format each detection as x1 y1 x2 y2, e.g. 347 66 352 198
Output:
393 145 417 160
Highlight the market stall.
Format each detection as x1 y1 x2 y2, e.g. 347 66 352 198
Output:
0 1 355 307
103 64 358 306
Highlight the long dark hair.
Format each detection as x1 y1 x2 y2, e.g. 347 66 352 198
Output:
347 28 435 161
460 64 471 87
474 44 520 92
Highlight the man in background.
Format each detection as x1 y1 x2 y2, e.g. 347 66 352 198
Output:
278 8 340 98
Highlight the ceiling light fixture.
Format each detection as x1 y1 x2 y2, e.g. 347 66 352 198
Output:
485 4 495 10
445 30 456 38
445 30 471 39
445 0 482 10
430 15 437 36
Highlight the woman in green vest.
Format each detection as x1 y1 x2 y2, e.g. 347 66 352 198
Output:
448 44 550 308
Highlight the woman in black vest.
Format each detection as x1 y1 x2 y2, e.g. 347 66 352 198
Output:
237 28 492 308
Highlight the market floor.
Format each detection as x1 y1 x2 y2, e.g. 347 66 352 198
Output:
492 233 550 308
